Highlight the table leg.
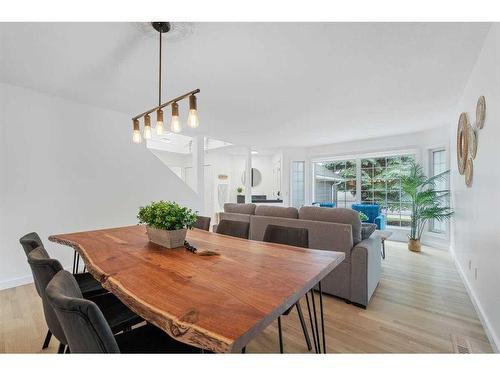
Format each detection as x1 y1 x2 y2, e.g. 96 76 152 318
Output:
72 251 77 274
305 292 319 353
319 282 326 353
277 316 284 353
75 253 80 274
381 240 386 259
310 289 321 353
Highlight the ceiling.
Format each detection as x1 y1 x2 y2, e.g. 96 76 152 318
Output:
0 22 491 148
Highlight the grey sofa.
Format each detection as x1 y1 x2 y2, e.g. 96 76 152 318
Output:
219 203 381 308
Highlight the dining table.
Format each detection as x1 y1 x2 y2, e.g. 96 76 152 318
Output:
49 225 345 353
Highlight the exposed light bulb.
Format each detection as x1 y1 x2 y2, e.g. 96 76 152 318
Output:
171 115 181 133
170 102 182 133
132 119 142 144
187 94 199 128
156 109 164 135
133 129 142 143
143 114 152 140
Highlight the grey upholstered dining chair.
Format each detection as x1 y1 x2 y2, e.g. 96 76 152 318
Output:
27 247 143 353
193 215 211 231
262 224 313 353
20 232 107 349
46 270 202 353
19 232 44 258
215 219 250 239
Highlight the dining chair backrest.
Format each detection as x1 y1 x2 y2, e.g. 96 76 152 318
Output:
46 270 120 353
193 216 211 231
27 247 67 344
216 220 250 239
262 224 309 248
20 232 44 257
20 232 45 297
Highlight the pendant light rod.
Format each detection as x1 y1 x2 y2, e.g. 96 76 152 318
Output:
132 88 200 121
158 30 162 106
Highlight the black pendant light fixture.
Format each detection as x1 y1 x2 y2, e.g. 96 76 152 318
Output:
132 22 200 143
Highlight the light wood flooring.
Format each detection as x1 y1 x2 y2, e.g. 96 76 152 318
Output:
0 241 493 353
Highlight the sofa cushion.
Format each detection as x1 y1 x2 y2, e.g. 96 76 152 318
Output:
298 206 362 244
255 205 298 219
249 215 353 258
361 223 377 240
223 203 256 215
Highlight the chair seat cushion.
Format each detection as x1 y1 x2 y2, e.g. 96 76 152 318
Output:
115 323 202 353
89 293 144 333
74 272 107 298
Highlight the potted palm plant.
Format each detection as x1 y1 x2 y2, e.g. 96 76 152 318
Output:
400 161 453 252
137 201 198 249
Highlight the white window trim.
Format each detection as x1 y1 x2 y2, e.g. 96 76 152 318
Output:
290 160 306 208
311 149 418 230
427 146 450 239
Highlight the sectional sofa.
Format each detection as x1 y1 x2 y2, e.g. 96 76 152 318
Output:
218 203 382 308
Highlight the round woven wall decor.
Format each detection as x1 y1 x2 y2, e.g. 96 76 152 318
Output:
456 112 469 175
467 123 478 160
465 158 473 188
476 95 486 129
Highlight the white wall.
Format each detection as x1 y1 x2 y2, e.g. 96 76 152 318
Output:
0 83 200 290
449 24 500 352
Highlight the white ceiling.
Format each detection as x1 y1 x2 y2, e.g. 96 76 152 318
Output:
0 22 491 148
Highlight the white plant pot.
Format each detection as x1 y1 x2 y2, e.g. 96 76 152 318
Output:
146 226 187 249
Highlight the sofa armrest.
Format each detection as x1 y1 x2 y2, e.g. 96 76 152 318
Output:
350 236 382 307
374 214 386 230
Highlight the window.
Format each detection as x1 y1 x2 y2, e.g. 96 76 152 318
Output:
291 161 305 208
311 153 415 227
313 159 356 208
430 149 447 233
360 155 414 227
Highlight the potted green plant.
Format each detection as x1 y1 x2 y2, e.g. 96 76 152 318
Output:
399 161 453 252
137 201 198 249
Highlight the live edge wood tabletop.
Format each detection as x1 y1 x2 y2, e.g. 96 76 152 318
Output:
49 225 345 353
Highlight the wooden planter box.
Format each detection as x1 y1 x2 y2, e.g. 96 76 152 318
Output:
146 226 187 249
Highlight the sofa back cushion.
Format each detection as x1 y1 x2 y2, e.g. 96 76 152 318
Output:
250 215 353 259
219 212 252 223
224 203 256 215
298 206 362 244
254 205 298 219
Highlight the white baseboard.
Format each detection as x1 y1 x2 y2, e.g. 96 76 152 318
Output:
421 237 449 250
450 246 499 353
0 265 73 291
0 274 33 291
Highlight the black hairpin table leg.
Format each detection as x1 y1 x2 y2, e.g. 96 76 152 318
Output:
72 251 77 274
305 292 319 353
319 281 326 353
307 282 327 353
75 252 80 274
310 289 321 353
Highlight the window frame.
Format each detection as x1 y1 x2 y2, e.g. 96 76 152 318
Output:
311 148 418 229
428 147 449 235
290 160 306 209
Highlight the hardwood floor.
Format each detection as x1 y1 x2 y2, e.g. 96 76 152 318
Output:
0 241 492 353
